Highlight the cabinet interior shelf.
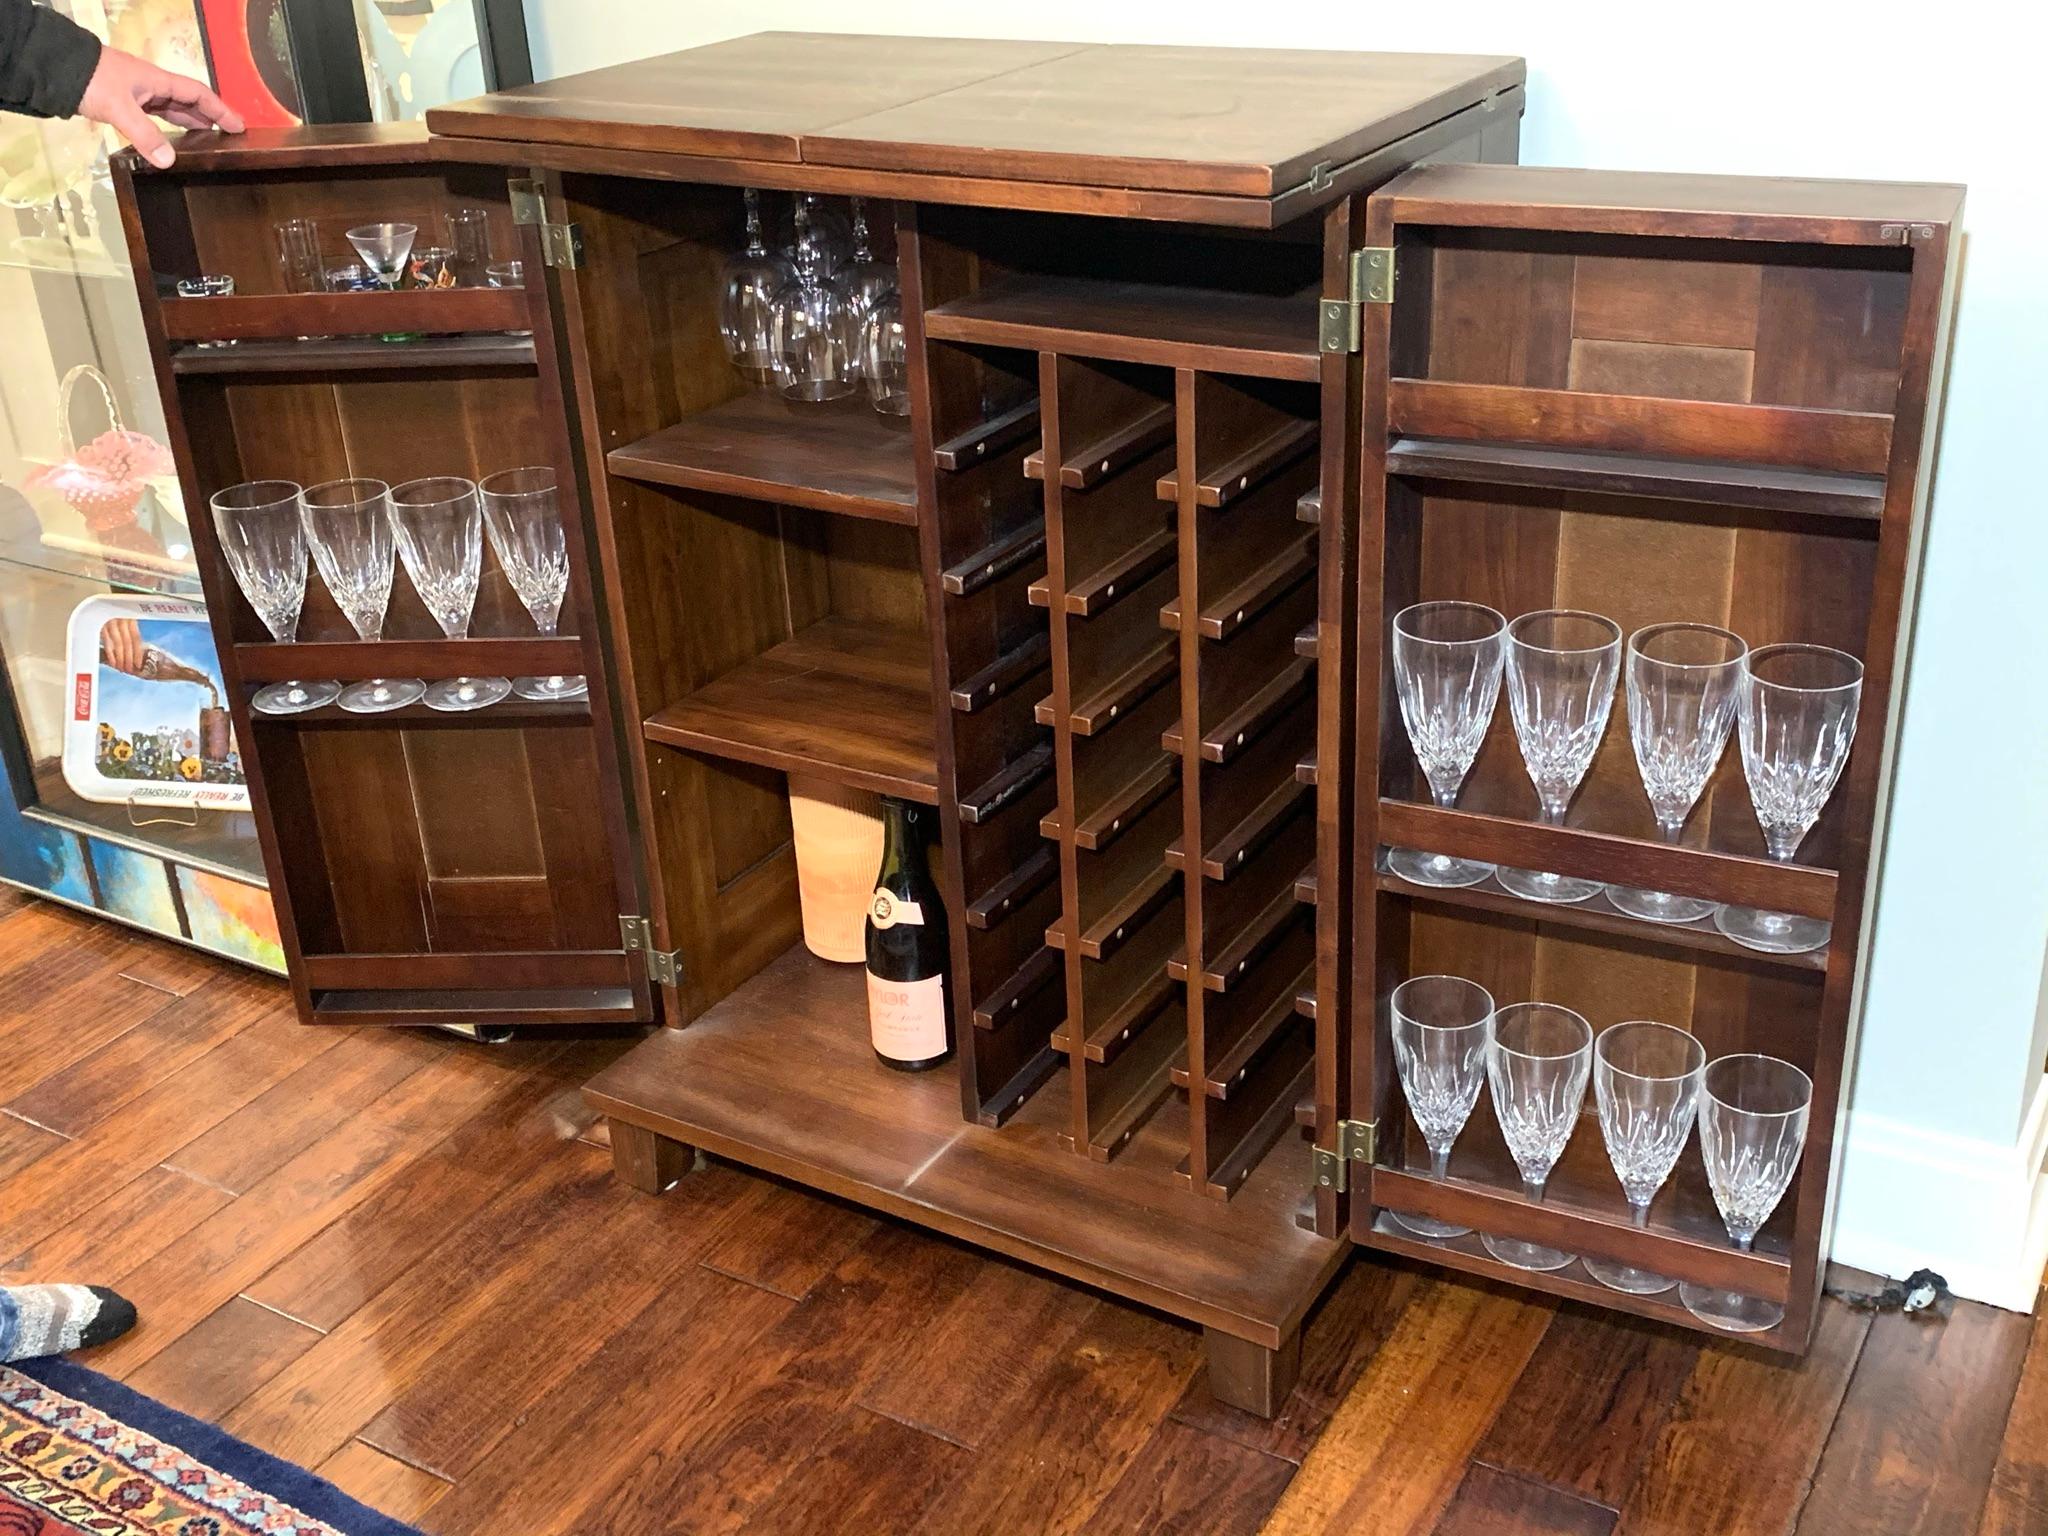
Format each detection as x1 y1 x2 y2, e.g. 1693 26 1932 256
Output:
642 616 938 803
607 393 918 522
170 333 537 375
1385 435 1888 520
249 696 592 729
925 274 1322 382
234 635 584 683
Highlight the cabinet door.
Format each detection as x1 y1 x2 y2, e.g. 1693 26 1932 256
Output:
114 139 653 1029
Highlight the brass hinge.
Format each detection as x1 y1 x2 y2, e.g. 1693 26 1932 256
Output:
1311 1118 1379 1195
619 915 681 987
508 176 583 269
1318 246 1395 353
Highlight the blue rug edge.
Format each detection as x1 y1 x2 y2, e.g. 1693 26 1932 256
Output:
12 1354 428 1536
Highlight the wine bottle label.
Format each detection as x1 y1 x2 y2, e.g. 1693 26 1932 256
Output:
868 889 925 929
868 972 947 1061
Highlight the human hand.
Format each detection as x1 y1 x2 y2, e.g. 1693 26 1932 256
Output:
99 617 145 675
77 45 243 170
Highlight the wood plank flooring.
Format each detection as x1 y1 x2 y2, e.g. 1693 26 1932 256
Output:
0 888 2039 1536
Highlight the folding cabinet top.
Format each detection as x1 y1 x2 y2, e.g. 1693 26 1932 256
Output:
421 31 1524 212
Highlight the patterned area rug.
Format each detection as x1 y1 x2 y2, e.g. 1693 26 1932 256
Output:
0 1358 423 1536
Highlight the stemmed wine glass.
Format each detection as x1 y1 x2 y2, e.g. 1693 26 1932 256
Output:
1680 1054 1812 1332
389 477 508 713
1387 975 1495 1239
1586 1021 1704 1294
1483 1002 1593 1271
1497 610 1621 904
210 480 340 716
834 197 898 348
300 479 423 714
1714 645 1863 953
859 293 909 416
718 190 795 385
479 467 586 702
1388 601 1506 887
1608 623 1746 923
771 194 857 402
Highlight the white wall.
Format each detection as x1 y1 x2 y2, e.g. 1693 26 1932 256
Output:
521 0 2048 1303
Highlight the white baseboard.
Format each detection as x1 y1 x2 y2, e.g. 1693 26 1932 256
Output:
1829 1075 2048 1313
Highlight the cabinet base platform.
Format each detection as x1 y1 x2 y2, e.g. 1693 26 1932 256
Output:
583 943 1345 1374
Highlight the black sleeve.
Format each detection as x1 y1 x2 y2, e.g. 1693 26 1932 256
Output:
0 0 102 119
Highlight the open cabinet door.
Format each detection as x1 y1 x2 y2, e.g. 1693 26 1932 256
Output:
113 128 653 1029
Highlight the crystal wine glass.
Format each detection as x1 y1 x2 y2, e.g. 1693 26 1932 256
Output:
210 480 339 715
479 466 586 702
770 195 857 403
1679 1053 1812 1332
1483 1002 1593 1271
834 196 898 351
388 477 508 713
1387 601 1506 887
1713 644 1862 954
1497 610 1621 904
1388 974 1495 1240
859 292 909 416
717 189 795 385
1586 1020 1704 1294
1608 623 1746 923
300 479 423 713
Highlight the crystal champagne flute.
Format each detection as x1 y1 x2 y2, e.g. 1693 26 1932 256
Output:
300 478 423 714
1714 644 1862 953
1586 1021 1704 1294
479 466 586 702
1608 623 1746 923
1483 1002 1593 1271
1680 1054 1811 1332
1387 601 1506 887
389 477 508 712
210 480 340 715
1388 975 1495 1239
1497 610 1621 904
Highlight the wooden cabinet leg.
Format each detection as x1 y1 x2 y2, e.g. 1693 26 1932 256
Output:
609 1120 692 1194
1204 1325 1301 1418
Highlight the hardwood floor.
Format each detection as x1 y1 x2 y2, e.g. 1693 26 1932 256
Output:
1 888 2040 1536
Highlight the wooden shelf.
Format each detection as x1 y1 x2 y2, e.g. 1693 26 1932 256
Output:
170 333 536 375
159 287 528 344
1162 657 1314 763
1167 776 1310 882
1157 418 1317 508
233 636 584 683
1065 526 1176 618
1375 863 1828 972
583 943 1345 1346
958 743 1054 824
965 845 1058 930
1058 752 1178 852
949 632 1050 713
642 616 937 803
1376 798 1838 921
932 398 1040 470
941 521 1045 597
926 275 1321 383
1195 962 1313 1099
311 985 641 1028
972 946 1062 1032
1025 403 1175 490
247 695 591 729
1385 436 1887 520
607 393 918 522
1078 864 1177 962
1046 639 1176 736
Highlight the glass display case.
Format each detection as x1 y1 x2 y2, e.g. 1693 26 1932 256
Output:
0 2 281 971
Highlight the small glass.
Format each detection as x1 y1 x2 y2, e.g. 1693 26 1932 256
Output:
444 205 492 286
1496 610 1621 905
1388 601 1506 887
1714 645 1863 954
325 263 379 294
274 217 330 341
486 260 532 338
388 476 509 713
1680 1054 1812 1332
1482 1002 1593 1272
299 478 423 714
479 466 586 702
1586 1021 1704 1294
1387 975 1495 1240
174 274 236 347
210 480 339 715
859 292 909 416
410 245 455 290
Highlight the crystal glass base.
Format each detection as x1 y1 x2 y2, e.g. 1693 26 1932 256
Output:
780 377 856 404
1481 1233 1576 1271
1679 1282 1785 1332
1496 866 1603 904
338 677 426 714
1386 1208 1471 1241
1714 904 1831 954
426 675 511 713
1607 884 1718 924
512 673 589 702
1387 845 1494 889
1584 1255 1678 1294
252 679 342 716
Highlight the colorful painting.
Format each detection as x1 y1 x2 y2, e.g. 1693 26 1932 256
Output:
0 810 92 905
176 865 285 971
87 841 182 932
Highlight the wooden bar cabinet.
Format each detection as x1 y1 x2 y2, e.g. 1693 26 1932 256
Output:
111 33 1959 1407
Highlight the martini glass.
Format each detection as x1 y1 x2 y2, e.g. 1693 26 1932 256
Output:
210 480 339 715
345 221 418 342
300 478 423 714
